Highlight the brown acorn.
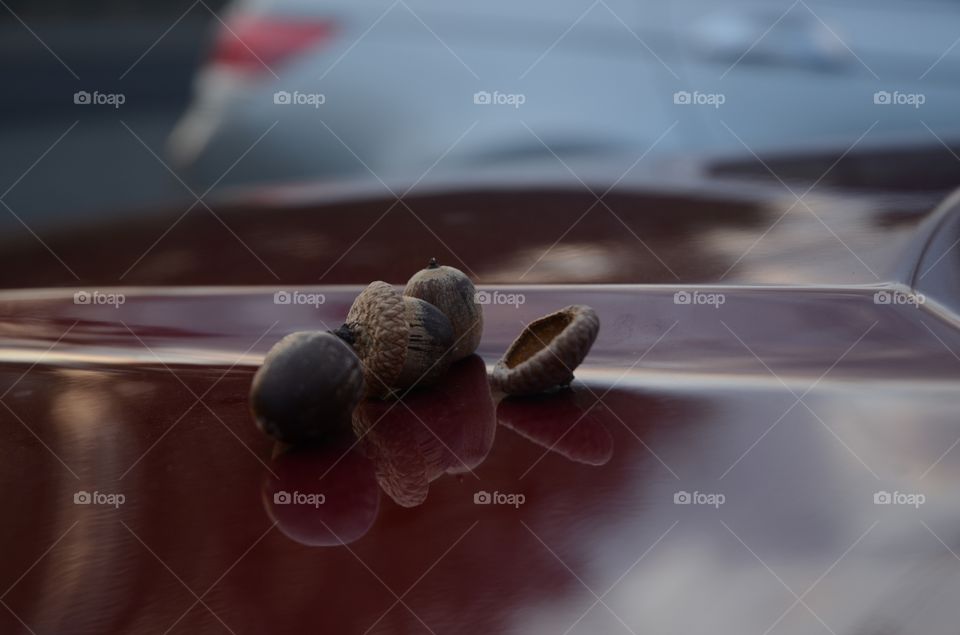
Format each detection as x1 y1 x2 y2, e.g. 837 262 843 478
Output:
490 305 599 396
403 258 483 361
250 331 365 444
335 281 454 398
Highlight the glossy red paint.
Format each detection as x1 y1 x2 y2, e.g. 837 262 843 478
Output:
1 169 959 632
0 276 959 632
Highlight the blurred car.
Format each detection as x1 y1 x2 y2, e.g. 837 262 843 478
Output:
168 0 960 189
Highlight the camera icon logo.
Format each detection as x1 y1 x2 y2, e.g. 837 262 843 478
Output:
274 290 291 305
474 290 491 305
473 490 492 504
874 490 892 505
74 90 91 105
74 491 92 504
673 490 691 504
74 290 91 304
873 91 891 105
674 291 691 305
673 91 692 105
473 91 492 105
274 91 292 105
273 491 291 505
873 291 891 304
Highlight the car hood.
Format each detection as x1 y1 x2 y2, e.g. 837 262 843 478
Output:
3 173 960 633
2 271 960 633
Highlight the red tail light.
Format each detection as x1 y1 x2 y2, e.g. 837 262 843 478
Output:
209 15 336 74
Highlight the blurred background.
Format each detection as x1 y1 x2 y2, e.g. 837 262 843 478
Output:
1 0 228 230
4 0 960 232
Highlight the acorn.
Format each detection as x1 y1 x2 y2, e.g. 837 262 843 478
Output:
403 258 483 361
490 305 599 396
250 331 366 444
335 281 454 398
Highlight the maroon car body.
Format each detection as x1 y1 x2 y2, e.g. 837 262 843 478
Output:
1 159 960 634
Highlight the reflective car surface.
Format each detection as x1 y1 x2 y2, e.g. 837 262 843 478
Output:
2 163 960 633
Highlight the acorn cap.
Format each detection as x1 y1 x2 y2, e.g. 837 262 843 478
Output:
345 281 409 397
490 305 599 396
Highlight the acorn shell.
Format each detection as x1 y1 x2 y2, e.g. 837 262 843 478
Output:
250 331 365 444
344 281 455 398
403 259 483 361
490 305 599 396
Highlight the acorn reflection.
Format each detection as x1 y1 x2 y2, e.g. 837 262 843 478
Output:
263 433 380 547
498 388 614 466
353 355 496 507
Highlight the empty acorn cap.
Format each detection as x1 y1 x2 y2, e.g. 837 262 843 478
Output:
490 305 599 396
340 281 455 398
